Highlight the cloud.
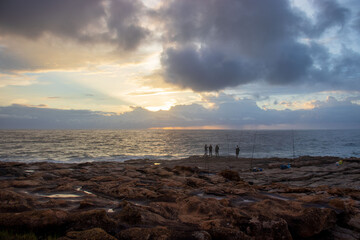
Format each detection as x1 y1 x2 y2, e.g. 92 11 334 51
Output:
0 0 149 50
309 0 350 37
353 11 360 33
0 73 36 87
161 45 257 91
0 46 34 72
0 0 359 95
159 0 359 92
0 0 105 40
0 0 151 74
107 0 149 51
1 95 359 129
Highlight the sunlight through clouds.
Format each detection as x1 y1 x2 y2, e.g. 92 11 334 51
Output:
0 0 359 129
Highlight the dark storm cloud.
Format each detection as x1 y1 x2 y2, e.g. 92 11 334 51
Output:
161 0 303 54
0 0 104 39
265 42 313 85
353 12 360 33
159 0 357 92
107 0 149 50
328 48 360 88
0 0 148 51
161 45 257 91
309 0 350 37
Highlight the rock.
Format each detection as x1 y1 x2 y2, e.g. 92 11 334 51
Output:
186 177 206 188
245 216 292 240
219 170 241 181
0 209 68 230
117 226 172 240
58 228 117 240
348 215 360 232
192 231 212 240
42 173 58 181
330 225 360 240
1 159 359 239
11 180 40 188
68 209 117 233
172 166 198 176
285 208 337 238
0 190 34 212
103 185 159 199
78 199 96 209
115 201 168 226
114 202 143 225
207 226 249 240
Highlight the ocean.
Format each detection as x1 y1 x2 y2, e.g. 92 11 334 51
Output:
0 129 359 163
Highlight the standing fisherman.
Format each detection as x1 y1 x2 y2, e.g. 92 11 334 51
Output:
209 144 213 157
236 145 240 158
204 144 208 156
215 145 219 157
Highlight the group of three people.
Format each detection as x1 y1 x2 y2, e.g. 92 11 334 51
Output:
204 144 219 157
205 144 241 158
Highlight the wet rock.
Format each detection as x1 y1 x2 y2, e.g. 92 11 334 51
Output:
0 190 34 212
207 226 250 240
192 231 212 240
1 158 359 239
173 166 198 176
117 226 172 240
68 209 117 233
115 201 169 226
78 199 96 209
156 168 174 178
42 199 69 208
11 180 41 188
285 208 337 238
245 216 292 240
97 183 159 199
348 215 360 232
330 225 360 240
0 209 68 230
219 170 241 181
186 177 207 188
42 173 58 181
58 228 117 240
115 202 142 225
148 202 179 220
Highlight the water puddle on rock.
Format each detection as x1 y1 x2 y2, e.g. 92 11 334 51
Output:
261 192 292 201
128 200 149 206
197 192 226 200
39 193 82 198
76 187 95 195
231 197 258 206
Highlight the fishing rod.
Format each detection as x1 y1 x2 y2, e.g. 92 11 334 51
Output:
251 131 257 170
292 130 295 162
226 134 229 156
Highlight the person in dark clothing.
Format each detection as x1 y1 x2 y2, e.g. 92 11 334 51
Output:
236 145 240 158
215 145 219 157
209 144 213 157
204 144 208 156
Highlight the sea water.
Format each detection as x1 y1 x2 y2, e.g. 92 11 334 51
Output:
0 129 359 163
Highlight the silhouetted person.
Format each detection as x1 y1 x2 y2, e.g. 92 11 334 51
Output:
215 145 219 157
204 144 208 156
209 144 213 157
236 145 240 158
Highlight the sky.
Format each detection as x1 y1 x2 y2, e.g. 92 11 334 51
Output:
0 0 360 129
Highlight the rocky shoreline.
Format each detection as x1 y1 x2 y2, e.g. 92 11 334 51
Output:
0 156 359 239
